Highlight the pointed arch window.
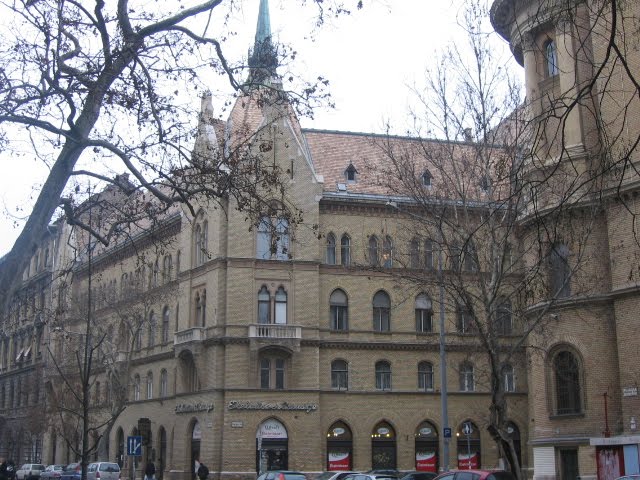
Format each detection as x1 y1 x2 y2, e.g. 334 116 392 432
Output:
258 286 271 324
545 39 559 77
345 163 358 183
554 350 582 414
274 286 287 324
147 311 156 348
502 364 515 392
162 306 170 343
326 233 337 265
375 361 392 391
421 170 432 187
415 293 433 333
195 290 207 327
160 369 168 398
146 372 153 399
424 239 434 270
331 359 349 390
382 236 393 268
256 215 290 260
368 236 379 266
373 291 391 332
418 361 434 391
163 255 173 283
330 289 348 331
340 234 351 266
410 238 420 269
133 375 141 401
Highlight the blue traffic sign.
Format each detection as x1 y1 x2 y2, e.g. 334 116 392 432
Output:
443 427 452 438
127 435 143 456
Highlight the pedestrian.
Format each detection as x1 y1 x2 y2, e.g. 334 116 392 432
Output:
196 463 208 480
5 461 15 480
144 461 156 480
193 458 200 478
0 458 7 480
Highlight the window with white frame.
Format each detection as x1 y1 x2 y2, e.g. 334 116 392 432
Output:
326 233 337 265
418 361 434 391
146 372 153 399
502 364 515 392
340 234 351 266
375 361 392 391
372 291 391 332
160 369 168 398
330 289 348 331
459 362 475 392
259 355 286 390
133 375 141 401
274 286 287 324
256 215 290 260
331 359 348 390
415 293 433 333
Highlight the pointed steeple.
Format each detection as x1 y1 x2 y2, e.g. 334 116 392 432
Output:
247 0 278 84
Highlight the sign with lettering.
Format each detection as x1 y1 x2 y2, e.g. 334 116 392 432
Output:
258 419 288 439
623 387 638 397
228 400 318 413
175 403 214 414
231 421 244 428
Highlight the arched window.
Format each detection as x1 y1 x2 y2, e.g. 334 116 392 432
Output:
373 291 391 332
418 361 434 391
375 361 392 391
410 238 420 269
133 375 141 401
345 163 358 182
457 302 475 334
340 235 351 266
502 364 515 392
163 255 173 283
368 236 379 266
160 369 168 398
496 298 512 335
152 259 160 287
147 311 156 348
258 286 270 324
327 422 353 470
424 239 434 270
330 289 348 331
415 294 433 333
275 286 287 324
550 243 571 298
326 233 337 265
134 325 142 351
457 421 481 468
421 170 432 187
459 362 474 392
331 359 348 390
162 306 170 343
146 372 153 399
382 236 393 268
545 39 559 77
554 350 581 414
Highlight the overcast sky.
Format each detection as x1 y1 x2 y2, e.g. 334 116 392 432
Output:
0 0 522 256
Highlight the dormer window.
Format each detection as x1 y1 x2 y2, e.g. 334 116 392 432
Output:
544 39 559 77
421 170 432 188
345 164 358 183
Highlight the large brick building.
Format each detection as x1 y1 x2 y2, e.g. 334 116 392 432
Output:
1 1 638 480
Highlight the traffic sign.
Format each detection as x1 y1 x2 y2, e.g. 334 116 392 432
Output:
443 427 452 438
127 435 143 456
462 422 473 435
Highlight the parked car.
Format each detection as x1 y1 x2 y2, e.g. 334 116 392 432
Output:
343 473 398 480
60 463 82 480
41 466 65 480
433 470 515 480
316 472 360 480
16 464 46 480
399 471 438 480
86 462 120 480
257 471 307 480
616 477 640 480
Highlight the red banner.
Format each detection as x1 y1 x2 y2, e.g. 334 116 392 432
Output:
416 451 437 472
328 452 351 471
457 453 479 469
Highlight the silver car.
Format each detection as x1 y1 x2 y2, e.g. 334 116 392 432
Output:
86 463 121 480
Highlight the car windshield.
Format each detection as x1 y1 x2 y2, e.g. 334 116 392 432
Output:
317 474 337 480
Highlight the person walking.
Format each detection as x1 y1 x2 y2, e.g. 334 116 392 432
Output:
196 463 208 480
144 461 156 480
0 458 7 480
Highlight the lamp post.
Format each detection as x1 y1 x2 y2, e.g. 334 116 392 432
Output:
438 243 450 472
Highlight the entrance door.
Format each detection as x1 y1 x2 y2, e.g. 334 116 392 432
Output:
371 422 397 470
256 419 289 473
191 422 201 480
559 449 579 480
597 447 623 480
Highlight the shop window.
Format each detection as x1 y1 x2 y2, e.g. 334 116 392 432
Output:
373 291 391 332
375 361 392 391
544 39 559 77
371 421 396 469
415 294 433 333
553 350 582 414
415 421 439 472
327 421 353 470
340 235 351 266
257 215 290 260
330 289 349 331
456 421 481 469
459 362 474 392
418 361 434 391
502 364 515 392
331 359 349 390
369 236 379 266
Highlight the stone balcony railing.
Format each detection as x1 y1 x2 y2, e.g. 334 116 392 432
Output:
174 327 206 346
248 324 302 339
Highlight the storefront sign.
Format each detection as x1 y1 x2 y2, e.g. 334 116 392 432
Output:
416 451 437 472
328 452 351 470
259 419 288 439
175 403 214 414
458 453 479 469
228 400 318 413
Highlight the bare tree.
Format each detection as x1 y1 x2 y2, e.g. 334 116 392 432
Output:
0 0 362 310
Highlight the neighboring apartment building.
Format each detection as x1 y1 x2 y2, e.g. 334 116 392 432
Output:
491 0 640 479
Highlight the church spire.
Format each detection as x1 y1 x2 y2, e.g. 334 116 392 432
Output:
247 0 278 84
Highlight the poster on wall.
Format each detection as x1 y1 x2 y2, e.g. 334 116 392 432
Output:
416 451 437 472
328 452 351 471
457 453 479 469
258 419 288 439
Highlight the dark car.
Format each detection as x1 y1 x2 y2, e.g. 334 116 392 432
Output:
343 474 398 480
41 466 65 480
60 464 82 480
433 470 515 480
399 472 438 480
257 471 307 480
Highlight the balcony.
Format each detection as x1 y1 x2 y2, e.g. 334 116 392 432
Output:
248 324 301 339
174 327 207 346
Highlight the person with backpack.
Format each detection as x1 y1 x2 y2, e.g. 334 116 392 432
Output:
196 463 208 480
144 461 156 480
5 461 15 480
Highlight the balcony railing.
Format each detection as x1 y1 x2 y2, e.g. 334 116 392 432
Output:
174 327 206 346
248 324 301 339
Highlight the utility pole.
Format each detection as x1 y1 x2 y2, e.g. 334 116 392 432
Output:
439 244 449 471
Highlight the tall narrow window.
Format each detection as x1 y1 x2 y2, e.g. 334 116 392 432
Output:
341 235 351 266
275 359 285 389
424 239 434 270
375 361 392 391
162 306 170 343
496 299 512 336
373 291 391 332
146 372 153 399
457 302 475 334
256 215 290 260
259 354 287 390
256 217 271 260
160 369 168 398
326 233 337 265
463 240 478 272
550 243 571 298
409 238 420 269
421 170 432 187
275 218 289 260
368 236 379 266
554 351 581 414
258 286 270 324
459 362 475 392
545 39 559 77
418 361 434 391
450 242 461 271
274 286 287 324
147 312 156 348
331 360 349 390
415 294 433 333
382 236 393 268
502 364 515 392
330 289 348 331
260 359 270 389
133 375 141 401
